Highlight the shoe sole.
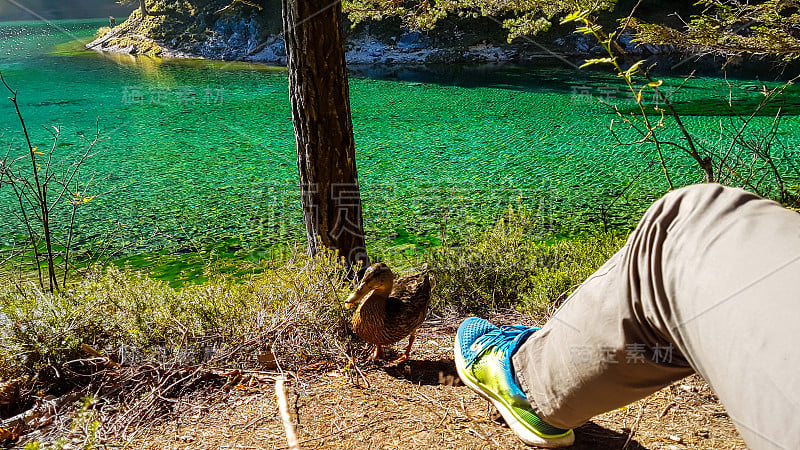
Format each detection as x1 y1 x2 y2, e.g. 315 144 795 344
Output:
454 332 575 448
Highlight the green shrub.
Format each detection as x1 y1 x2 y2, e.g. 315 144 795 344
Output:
426 208 626 317
516 233 624 316
0 211 627 384
0 247 361 382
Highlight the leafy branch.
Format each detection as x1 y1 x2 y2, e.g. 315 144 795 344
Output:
562 9 799 203
0 73 109 292
632 0 800 61
343 0 615 37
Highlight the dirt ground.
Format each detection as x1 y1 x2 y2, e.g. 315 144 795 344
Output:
134 315 746 449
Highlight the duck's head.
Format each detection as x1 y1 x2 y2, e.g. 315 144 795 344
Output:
344 263 394 309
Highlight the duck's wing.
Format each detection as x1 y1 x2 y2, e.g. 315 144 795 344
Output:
386 272 432 331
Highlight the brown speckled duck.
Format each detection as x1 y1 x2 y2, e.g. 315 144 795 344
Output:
345 263 432 364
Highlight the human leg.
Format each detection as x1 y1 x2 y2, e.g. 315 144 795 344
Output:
510 184 800 448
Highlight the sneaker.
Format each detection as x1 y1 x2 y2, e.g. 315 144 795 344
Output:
454 317 575 447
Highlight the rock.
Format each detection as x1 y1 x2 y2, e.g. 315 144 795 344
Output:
589 45 606 55
269 38 286 57
575 35 592 53
86 4 565 65
552 33 597 54
396 31 432 50
619 33 635 51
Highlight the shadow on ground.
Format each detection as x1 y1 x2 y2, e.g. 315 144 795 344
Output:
384 358 647 448
573 422 646 449
383 358 461 386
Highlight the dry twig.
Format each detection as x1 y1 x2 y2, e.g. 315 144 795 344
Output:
275 377 300 450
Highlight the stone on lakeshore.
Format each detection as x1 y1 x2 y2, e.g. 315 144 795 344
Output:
397 31 432 50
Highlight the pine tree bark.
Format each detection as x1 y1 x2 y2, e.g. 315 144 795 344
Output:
282 0 368 266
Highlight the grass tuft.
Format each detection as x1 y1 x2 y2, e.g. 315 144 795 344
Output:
1 210 628 386
0 246 362 383
428 208 626 317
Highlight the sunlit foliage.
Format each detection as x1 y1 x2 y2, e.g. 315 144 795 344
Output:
344 0 800 57
631 0 800 59
344 0 616 39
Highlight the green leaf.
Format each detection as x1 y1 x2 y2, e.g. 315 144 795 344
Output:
580 57 616 68
561 10 589 25
576 24 602 35
623 60 646 77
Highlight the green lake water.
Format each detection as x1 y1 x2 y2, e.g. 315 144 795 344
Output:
1 19 799 274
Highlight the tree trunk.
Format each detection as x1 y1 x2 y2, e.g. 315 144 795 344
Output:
140 0 149 16
282 0 368 266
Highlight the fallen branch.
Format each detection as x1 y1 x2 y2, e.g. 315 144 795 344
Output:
81 343 120 368
0 390 83 443
275 376 300 450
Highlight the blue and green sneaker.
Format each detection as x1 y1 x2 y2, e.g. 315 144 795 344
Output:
454 317 575 447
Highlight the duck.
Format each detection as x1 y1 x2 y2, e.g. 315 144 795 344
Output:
344 263 432 364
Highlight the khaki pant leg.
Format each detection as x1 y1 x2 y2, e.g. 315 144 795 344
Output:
513 184 800 449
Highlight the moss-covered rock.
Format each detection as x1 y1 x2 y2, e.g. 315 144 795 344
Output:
105 35 163 56
94 26 112 40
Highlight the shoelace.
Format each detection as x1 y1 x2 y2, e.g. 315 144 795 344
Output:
466 324 535 367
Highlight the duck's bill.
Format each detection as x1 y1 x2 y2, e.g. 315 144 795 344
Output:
344 292 358 309
345 281 372 309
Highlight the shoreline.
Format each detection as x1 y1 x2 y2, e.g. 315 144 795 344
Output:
82 10 688 70
86 29 539 66
84 26 797 80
